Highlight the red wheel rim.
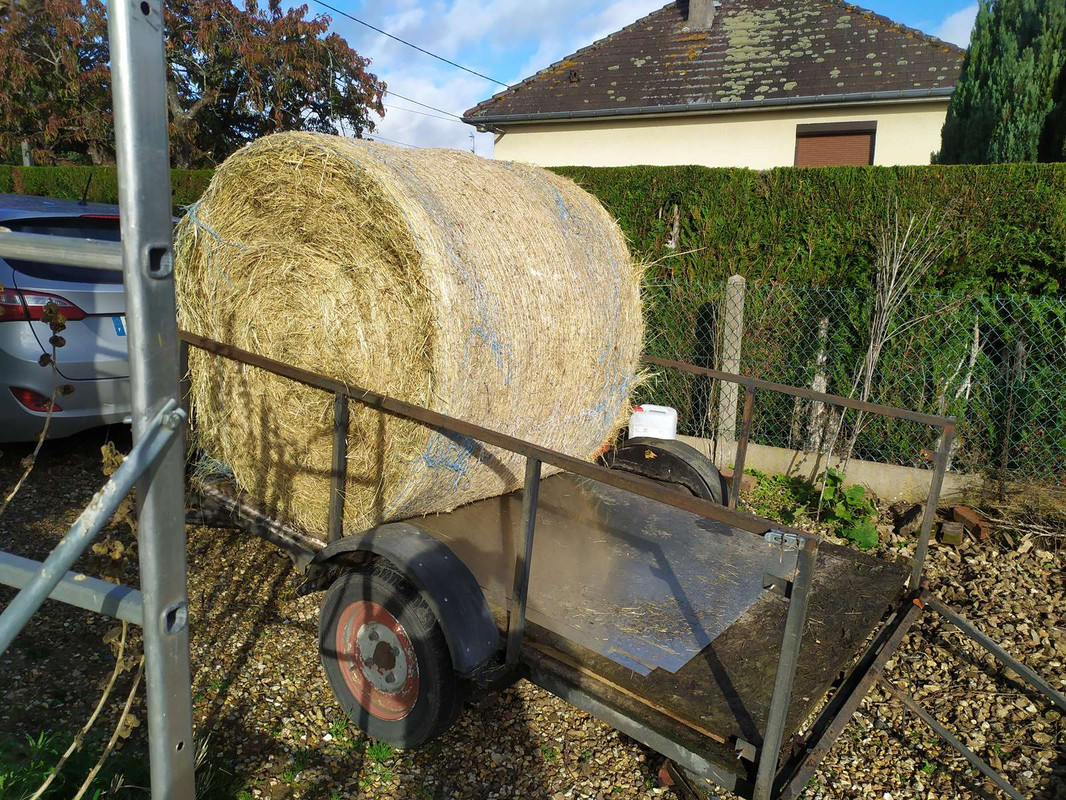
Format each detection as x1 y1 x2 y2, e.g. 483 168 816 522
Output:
335 600 419 721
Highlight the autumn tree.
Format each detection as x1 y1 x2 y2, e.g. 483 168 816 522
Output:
0 0 385 167
164 0 384 167
936 0 1066 163
0 0 113 165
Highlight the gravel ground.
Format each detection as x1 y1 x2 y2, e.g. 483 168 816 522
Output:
1 427 1063 799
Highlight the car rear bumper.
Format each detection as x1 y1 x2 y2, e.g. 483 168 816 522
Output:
0 346 130 443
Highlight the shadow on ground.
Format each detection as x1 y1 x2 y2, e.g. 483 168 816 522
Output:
0 428 669 799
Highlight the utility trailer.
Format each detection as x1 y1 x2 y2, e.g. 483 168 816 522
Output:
183 332 1065 800
0 3 1056 796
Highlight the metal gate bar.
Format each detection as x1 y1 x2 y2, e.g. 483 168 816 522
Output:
927 597 1066 712
108 0 197 788
0 402 181 652
0 552 144 626
880 679 1025 800
0 0 195 794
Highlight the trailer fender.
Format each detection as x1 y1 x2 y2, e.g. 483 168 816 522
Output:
603 437 729 506
311 522 499 676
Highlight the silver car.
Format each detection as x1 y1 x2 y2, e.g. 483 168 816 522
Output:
0 194 129 443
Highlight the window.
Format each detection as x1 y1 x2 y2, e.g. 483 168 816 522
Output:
794 121 877 167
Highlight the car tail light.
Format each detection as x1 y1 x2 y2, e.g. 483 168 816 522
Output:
0 290 86 322
10 387 62 412
80 213 120 220
0 289 27 321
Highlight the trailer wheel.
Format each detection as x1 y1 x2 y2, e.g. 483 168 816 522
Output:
319 560 459 749
604 437 729 506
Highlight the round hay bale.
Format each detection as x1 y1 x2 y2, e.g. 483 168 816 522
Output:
175 131 642 539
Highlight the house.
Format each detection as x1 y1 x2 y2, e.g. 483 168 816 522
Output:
463 0 965 168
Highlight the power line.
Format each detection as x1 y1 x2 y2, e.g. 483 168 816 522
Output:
384 104 465 124
384 90 502 133
365 133 423 148
311 0 509 88
385 90 464 120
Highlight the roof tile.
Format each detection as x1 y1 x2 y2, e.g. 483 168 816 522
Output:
465 0 963 120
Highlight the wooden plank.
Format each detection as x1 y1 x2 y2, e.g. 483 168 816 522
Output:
525 640 728 744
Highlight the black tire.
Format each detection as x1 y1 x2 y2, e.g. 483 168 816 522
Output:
605 437 730 505
318 559 460 748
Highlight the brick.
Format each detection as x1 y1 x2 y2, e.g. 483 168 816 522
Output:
953 506 989 539
889 501 923 536
939 520 965 546
719 467 755 493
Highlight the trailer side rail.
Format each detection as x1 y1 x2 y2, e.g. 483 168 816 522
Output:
643 356 956 592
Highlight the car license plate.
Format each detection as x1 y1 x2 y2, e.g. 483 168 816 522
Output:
112 316 126 337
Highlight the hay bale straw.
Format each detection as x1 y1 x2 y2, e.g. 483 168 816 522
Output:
175 131 642 539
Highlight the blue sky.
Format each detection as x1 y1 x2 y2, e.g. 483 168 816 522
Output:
314 1 979 152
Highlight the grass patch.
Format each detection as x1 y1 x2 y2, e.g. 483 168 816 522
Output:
743 467 881 549
365 739 395 763
0 731 240 799
742 467 817 523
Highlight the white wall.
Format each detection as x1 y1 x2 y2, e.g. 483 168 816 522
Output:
492 100 950 169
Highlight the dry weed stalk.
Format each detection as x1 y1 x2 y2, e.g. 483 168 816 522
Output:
816 197 957 513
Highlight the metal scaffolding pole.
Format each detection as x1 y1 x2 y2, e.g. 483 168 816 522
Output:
107 0 196 793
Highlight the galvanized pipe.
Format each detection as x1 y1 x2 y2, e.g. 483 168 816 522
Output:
0 552 144 626
927 597 1066 712
0 230 124 271
108 0 197 792
505 457 542 665
880 679 1025 800
0 402 181 655
753 536 819 800
910 421 955 590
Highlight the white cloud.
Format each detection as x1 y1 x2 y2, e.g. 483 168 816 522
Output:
333 0 665 153
934 3 978 47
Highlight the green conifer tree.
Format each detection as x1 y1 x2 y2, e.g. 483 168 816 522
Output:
936 0 1066 163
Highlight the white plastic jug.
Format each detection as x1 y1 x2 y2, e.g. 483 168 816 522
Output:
628 404 678 440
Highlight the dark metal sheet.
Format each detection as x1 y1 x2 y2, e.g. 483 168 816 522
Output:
418 474 798 675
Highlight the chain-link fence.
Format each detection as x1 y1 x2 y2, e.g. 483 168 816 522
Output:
640 278 1066 481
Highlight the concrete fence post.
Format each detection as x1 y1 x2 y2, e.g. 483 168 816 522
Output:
716 274 746 443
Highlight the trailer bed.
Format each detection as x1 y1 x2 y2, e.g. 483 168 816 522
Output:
418 473 909 773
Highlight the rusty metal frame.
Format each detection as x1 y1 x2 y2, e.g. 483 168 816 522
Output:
776 593 928 799
179 331 800 538
643 355 955 591
180 331 960 800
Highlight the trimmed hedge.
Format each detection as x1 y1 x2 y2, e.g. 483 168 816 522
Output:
552 163 1066 294
0 165 214 212
3 162 1064 293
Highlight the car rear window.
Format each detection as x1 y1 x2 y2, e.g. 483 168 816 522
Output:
4 216 122 284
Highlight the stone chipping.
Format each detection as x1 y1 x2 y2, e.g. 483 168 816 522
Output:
0 432 1062 799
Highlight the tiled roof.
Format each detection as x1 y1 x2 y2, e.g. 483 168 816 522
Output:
464 0 964 122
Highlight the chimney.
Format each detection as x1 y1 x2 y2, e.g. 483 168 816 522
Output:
686 0 719 29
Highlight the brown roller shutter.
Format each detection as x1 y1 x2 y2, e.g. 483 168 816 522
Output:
794 122 877 167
